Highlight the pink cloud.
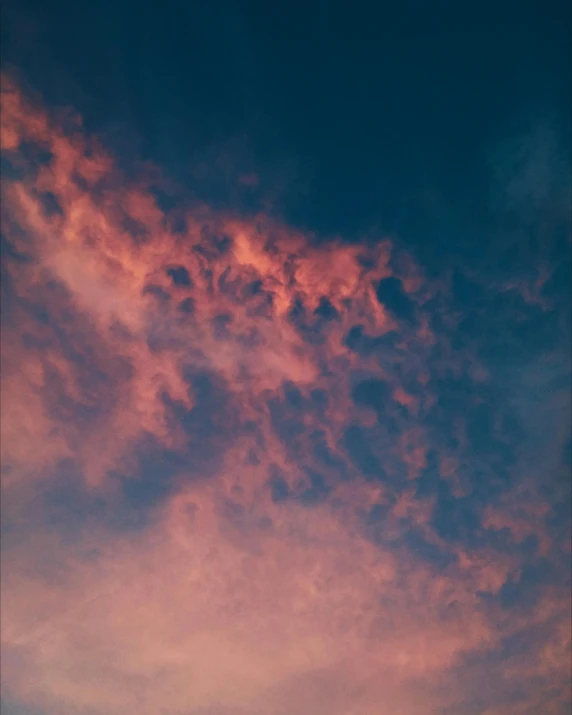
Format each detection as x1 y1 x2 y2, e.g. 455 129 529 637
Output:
1 74 570 715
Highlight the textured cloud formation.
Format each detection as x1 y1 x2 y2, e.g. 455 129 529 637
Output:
1 75 571 715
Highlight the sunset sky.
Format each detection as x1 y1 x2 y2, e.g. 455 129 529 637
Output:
1 1 571 714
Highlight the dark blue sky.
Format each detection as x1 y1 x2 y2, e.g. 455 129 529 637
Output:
3 0 570 264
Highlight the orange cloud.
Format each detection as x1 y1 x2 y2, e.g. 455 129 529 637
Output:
1 74 570 715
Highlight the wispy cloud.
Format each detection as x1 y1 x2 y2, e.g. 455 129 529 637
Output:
1 75 570 715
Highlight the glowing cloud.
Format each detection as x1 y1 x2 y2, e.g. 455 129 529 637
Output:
1 75 570 715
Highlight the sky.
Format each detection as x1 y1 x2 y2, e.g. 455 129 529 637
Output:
0 1 571 714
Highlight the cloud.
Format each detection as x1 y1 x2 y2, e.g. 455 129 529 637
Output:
1 74 570 715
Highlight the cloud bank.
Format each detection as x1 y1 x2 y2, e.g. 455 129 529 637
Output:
1 75 570 715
